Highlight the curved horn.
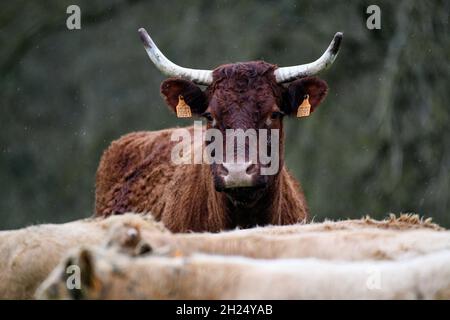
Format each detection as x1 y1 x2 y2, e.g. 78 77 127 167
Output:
138 28 213 85
274 32 343 83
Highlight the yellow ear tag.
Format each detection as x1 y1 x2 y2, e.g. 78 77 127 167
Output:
297 94 311 118
173 249 184 257
176 95 192 118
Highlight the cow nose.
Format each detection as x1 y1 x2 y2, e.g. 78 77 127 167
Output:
221 162 254 188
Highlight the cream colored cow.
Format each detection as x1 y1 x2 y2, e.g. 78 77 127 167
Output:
36 245 450 299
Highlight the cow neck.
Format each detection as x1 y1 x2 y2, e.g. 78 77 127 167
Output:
231 172 282 228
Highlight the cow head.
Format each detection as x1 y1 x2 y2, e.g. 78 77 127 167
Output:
139 28 342 199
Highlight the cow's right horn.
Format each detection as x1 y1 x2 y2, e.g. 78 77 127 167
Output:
138 28 213 85
274 32 343 83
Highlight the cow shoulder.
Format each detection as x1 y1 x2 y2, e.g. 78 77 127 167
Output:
95 129 179 216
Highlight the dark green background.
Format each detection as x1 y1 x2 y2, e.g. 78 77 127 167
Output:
1 0 449 230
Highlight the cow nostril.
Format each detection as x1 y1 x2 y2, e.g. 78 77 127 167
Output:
246 164 258 175
220 162 255 188
217 164 229 176
222 162 253 176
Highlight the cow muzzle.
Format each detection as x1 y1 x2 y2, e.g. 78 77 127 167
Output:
222 161 254 188
213 161 268 191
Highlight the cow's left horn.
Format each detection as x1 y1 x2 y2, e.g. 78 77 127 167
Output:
274 32 343 83
138 28 213 85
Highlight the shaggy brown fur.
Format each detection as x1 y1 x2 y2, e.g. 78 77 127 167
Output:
95 128 307 232
95 62 330 232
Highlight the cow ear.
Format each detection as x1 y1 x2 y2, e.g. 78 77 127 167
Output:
281 77 328 116
77 248 102 294
160 78 208 116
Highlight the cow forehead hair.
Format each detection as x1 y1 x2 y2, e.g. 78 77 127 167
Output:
212 61 277 80
209 61 283 109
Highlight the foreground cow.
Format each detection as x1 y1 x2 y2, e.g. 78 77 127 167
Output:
38 250 450 300
1 213 446 299
95 28 343 232
0 214 166 299
37 242 450 299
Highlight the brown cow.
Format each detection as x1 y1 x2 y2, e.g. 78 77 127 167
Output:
95 28 343 232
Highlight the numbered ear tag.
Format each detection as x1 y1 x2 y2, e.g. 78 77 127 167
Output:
176 95 192 118
297 94 311 118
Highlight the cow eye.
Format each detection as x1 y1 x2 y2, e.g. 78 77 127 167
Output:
201 112 214 122
271 111 284 119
